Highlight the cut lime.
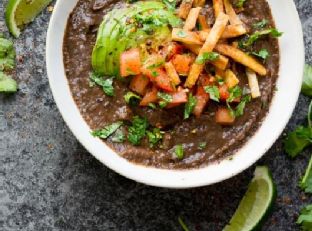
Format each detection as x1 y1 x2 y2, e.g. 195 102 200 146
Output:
223 166 276 231
5 0 52 37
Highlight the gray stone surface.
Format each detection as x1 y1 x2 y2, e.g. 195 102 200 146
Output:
0 0 311 230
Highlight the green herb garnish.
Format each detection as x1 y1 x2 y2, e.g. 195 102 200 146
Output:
92 121 123 139
175 144 184 159
284 126 312 158
124 91 141 106
301 64 312 97
234 95 251 117
151 70 159 77
235 0 247 8
147 128 164 147
148 103 157 109
147 61 165 70
252 48 270 60
204 85 220 102
195 52 220 65
158 92 173 108
240 28 283 48
227 86 242 103
127 116 149 145
90 72 115 96
253 19 269 29
297 205 312 230
111 129 126 143
162 0 177 11
198 142 207 150
184 93 197 119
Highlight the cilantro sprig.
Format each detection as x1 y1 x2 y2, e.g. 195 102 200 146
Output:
90 72 115 96
127 116 149 145
195 52 220 65
184 93 197 119
92 121 123 139
239 28 283 48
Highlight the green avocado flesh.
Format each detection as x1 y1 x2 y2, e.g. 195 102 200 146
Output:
91 1 181 76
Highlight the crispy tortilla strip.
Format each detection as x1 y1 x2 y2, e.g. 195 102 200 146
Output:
213 0 224 17
215 44 267 76
185 13 229 88
221 24 247 38
246 68 261 98
223 0 244 26
193 0 205 7
172 28 202 45
184 7 202 31
224 69 239 88
198 15 210 30
164 61 181 86
178 0 194 19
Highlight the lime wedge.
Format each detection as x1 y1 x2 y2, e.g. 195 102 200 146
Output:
5 0 52 37
223 166 276 231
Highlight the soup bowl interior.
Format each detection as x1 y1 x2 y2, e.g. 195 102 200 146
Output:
46 0 304 188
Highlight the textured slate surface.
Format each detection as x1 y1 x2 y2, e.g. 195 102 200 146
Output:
0 0 311 230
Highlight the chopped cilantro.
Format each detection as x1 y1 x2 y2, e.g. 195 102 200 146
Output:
151 70 159 77
299 155 312 193
147 61 165 70
253 19 269 29
146 128 164 147
111 129 125 143
175 144 184 159
204 85 220 102
198 142 207 150
124 91 141 106
177 30 187 38
235 95 251 117
158 92 173 108
195 52 220 65
90 72 115 96
227 86 242 103
162 0 177 11
184 93 197 119
127 116 149 145
252 49 270 60
148 103 157 109
235 0 247 8
301 64 312 97
297 204 312 230
92 121 123 139
240 28 283 48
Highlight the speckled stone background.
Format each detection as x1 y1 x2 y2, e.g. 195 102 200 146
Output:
0 0 311 230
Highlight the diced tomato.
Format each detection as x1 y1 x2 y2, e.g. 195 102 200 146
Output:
198 75 211 87
140 86 158 106
141 68 173 92
166 88 188 108
166 42 184 60
120 48 141 77
193 86 210 117
129 74 150 95
171 54 194 75
215 107 235 125
218 84 230 101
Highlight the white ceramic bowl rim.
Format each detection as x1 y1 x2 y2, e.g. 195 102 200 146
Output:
46 0 304 188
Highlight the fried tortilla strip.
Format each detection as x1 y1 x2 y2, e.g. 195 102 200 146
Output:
221 24 247 38
198 15 210 30
224 69 239 88
178 0 194 19
223 0 244 25
213 0 224 17
185 12 229 88
215 44 267 76
193 0 205 7
184 7 202 31
172 28 202 45
246 68 261 98
164 61 181 86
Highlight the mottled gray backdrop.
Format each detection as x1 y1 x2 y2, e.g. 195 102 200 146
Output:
0 0 312 230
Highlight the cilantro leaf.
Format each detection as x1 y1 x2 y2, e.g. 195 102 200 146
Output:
0 72 18 93
301 64 312 97
299 155 312 193
111 129 125 143
174 144 184 159
158 92 173 108
146 128 164 147
124 91 141 106
234 95 251 117
284 126 312 158
184 93 197 119
235 0 247 8
92 122 123 139
148 103 157 109
0 38 16 71
195 52 220 64
253 19 269 29
198 142 207 150
252 49 270 60
240 28 283 48
204 85 220 102
127 116 149 145
227 86 242 103
297 204 312 231
90 72 115 96
162 0 177 11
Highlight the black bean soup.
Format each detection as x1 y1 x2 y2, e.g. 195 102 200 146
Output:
63 0 279 169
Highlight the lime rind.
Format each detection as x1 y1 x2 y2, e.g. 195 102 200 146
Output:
223 166 276 231
5 0 52 37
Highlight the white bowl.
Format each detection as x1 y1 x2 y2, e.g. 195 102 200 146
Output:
46 0 304 188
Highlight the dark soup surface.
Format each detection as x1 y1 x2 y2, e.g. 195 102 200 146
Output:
63 0 280 169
